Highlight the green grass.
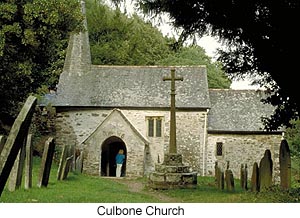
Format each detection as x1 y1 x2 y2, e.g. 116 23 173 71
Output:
1 157 300 203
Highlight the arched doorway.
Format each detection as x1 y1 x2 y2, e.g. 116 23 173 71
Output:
101 136 127 177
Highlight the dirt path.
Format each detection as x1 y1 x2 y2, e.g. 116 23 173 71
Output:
110 177 179 202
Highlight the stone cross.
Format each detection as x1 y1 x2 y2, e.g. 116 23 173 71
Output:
163 68 183 153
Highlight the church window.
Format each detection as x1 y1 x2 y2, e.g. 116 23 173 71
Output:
147 117 163 137
148 118 154 137
156 118 162 137
216 142 223 156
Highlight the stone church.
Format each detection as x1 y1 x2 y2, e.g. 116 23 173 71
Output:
45 2 282 180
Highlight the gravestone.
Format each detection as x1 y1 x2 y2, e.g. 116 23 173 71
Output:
0 96 37 196
215 161 219 186
25 134 33 189
243 164 248 190
148 69 197 189
61 156 73 180
38 137 55 188
225 162 234 191
279 139 291 190
57 144 68 180
220 170 225 190
7 143 26 192
259 149 273 191
240 164 245 189
251 162 259 192
0 135 5 154
240 164 248 190
75 152 83 173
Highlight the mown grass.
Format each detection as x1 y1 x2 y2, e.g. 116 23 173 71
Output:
1 157 300 203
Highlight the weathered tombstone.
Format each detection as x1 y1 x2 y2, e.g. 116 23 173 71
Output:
240 164 245 189
220 171 225 190
25 134 33 189
243 164 248 190
259 149 273 191
215 161 219 186
38 137 55 188
0 96 37 196
0 135 5 154
225 161 234 191
279 139 291 190
57 144 68 180
61 156 73 180
251 162 260 192
75 152 83 173
7 143 26 192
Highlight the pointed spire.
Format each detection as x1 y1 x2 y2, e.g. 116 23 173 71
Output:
63 0 91 76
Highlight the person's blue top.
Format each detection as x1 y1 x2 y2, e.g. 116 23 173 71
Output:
116 154 125 164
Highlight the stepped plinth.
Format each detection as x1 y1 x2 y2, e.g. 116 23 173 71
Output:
148 153 197 189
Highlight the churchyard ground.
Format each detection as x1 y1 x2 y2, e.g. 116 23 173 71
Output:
1 157 300 203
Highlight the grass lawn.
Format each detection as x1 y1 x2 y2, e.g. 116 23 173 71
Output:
1 157 300 203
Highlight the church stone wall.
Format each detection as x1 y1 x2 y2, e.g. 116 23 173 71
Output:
55 108 206 176
207 133 281 183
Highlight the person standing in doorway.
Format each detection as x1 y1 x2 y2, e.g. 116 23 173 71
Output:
115 149 125 177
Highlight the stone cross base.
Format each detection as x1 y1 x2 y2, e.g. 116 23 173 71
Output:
148 153 197 189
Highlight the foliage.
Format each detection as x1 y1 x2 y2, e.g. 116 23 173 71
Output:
157 45 231 88
138 0 300 131
86 0 172 65
0 0 83 130
86 0 230 88
286 119 300 157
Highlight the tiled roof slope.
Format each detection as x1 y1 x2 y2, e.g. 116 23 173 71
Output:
53 65 211 109
208 89 278 132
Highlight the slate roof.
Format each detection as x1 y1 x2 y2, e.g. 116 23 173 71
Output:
52 65 210 109
208 89 279 132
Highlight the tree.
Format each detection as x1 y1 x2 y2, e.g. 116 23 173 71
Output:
86 0 230 88
0 0 83 133
138 0 300 130
86 0 172 65
157 45 231 88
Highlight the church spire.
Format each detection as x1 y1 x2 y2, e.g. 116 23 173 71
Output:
63 0 91 76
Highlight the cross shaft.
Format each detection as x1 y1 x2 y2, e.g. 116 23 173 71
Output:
163 68 183 153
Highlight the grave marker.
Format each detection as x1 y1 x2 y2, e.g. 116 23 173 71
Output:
259 149 273 191
38 137 55 188
251 162 259 192
0 96 37 196
7 144 26 192
25 134 33 189
279 139 291 190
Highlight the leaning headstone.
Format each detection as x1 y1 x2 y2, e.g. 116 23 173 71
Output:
37 137 55 188
279 139 291 190
57 144 68 180
259 149 273 191
251 162 260 192
61 156 73 180
0 96 37 196
75 152 83 173
25 134 33 189
7 144 26 192
0 135 5 154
